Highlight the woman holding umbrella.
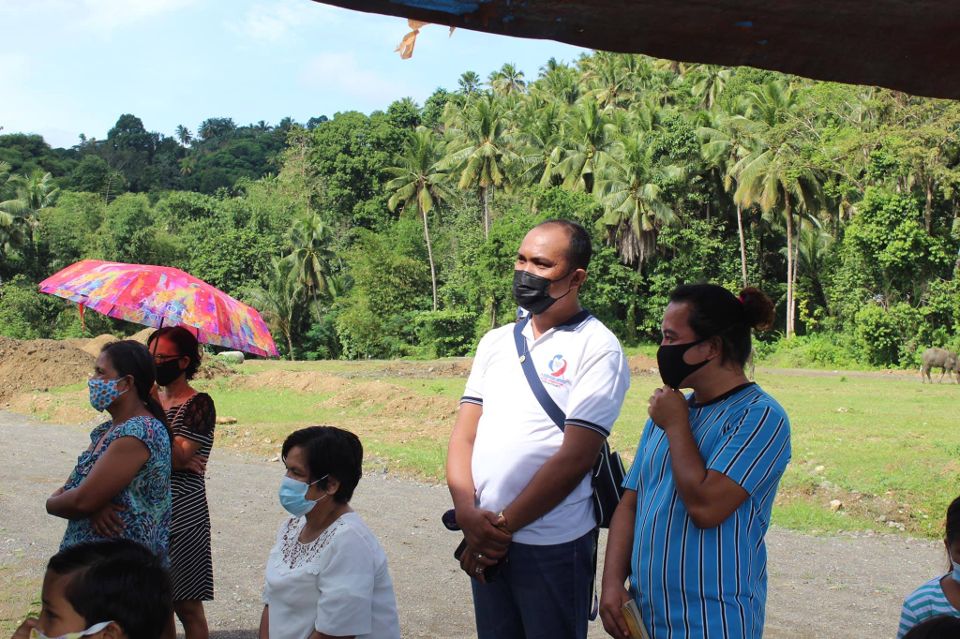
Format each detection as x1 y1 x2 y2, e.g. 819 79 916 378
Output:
149 326 217 639
47 340 172 560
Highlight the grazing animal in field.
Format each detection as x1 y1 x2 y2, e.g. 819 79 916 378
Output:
920 347 959 383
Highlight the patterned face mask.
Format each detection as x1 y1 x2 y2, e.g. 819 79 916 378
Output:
30 620 113 639
87 377 126 412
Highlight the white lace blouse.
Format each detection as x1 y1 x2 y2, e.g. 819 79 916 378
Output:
262 512 401 639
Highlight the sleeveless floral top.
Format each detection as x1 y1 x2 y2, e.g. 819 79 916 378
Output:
60 416 172 562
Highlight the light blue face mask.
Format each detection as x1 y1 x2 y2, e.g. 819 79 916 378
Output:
278 474 328 517
952 560 960 583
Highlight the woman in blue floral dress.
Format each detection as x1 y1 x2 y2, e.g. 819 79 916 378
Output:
47 340 172 562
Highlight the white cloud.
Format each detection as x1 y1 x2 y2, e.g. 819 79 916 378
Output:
79 0 197 31
299 52 412 104
0 0 198 35
230 0 340 43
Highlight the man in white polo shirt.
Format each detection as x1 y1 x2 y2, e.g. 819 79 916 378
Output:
447 219 630 639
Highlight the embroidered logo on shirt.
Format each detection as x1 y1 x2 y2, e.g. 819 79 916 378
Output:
548 354 568 377
541 354 570 387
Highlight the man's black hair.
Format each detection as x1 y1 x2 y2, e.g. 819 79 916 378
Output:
47 539 172 639
537 219 592 271
281 426 363 503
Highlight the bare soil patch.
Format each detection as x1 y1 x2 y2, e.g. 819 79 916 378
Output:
0 337 93 404
628 354 658 375
229 369 345 394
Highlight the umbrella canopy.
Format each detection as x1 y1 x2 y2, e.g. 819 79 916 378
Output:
39 260 279 358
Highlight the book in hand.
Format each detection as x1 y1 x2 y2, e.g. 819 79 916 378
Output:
621 599 651 639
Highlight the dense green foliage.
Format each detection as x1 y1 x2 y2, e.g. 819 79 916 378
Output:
2 53 959 364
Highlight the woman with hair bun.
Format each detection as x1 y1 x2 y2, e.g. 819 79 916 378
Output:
148 326 217 639
600 284 791 639
47 340 172 562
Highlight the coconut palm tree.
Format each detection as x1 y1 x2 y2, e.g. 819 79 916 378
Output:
440 94 511 238
595 130 683 268
286 212 338 322
489 63 527 96
385 128 451 311
0 169 60 254
533 60 581 106
174 125 193 147
245 256 304 360
688 65 732 109
512 97 565 188
457 71 481 95
733 129 822 337
732 79 825 336
556 96 616 193
698 105 760 286
578 52 649 110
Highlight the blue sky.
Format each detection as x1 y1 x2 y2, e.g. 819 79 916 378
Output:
0 0 587 149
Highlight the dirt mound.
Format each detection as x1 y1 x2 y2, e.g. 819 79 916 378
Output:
0 336 94 403
80 333 120 356
130 327 155 344
195 355 234 380
354 359 473 379
229 370 345 394
629 354 658 375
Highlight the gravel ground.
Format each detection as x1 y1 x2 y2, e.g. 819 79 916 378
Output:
0 411 946 638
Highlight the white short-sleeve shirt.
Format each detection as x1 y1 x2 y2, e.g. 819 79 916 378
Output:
462 311 630 545
262 512 401 639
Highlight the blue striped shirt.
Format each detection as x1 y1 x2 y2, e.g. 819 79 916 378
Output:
623 383 791 639
898 576 960 638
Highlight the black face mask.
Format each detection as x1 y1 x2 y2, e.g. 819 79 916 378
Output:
512 269 573 316
656 338 710 389
155 358 186 386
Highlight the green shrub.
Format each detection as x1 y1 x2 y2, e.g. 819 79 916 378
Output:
757 334 862 369
414 309 478 357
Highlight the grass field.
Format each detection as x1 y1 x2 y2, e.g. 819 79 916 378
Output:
22 359 960 539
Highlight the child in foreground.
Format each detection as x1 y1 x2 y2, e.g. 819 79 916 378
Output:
11 539 171 639
898 496 960 637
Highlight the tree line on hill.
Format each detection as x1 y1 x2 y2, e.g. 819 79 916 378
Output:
1 53 959 366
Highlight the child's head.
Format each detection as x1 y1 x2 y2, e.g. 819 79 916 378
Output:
37 539 171 639
903 615 960 639
945 496 960 563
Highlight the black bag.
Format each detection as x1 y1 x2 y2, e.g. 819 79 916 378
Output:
513 315 625 528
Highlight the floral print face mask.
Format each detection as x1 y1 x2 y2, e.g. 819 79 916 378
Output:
87 377 126 412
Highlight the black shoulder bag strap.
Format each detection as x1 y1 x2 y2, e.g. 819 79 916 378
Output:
513 315 566 429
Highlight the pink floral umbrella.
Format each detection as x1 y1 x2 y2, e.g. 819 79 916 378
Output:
39 259 279 357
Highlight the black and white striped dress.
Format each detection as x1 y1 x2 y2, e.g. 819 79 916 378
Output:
167 392 216 602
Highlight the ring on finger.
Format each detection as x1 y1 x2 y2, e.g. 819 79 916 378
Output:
474 566 483 574
476 552 484 560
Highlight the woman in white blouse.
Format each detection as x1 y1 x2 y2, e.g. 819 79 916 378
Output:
259 426 401 639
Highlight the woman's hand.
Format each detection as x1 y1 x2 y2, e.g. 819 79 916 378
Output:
185 454 208 475
10 617 38 639
599 585 633 639
90 503 126 537
50 486 65 498
648 385 689 430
